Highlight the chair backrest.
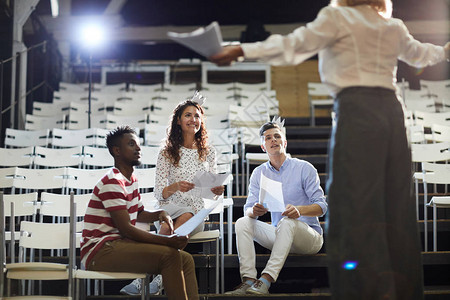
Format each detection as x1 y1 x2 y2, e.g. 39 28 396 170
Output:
150 100 178 116
69 100 106 115
133 168 156 191
144 123 167 146
421 162 450 184
204 114 230 129
158 83 196 93
83 146 114 168
208 128 238 146
0 167 17 189
431 124 450 142
153 91 192 103
40 192 91 218
65 167 110 192
238 91 279 116
106 113 148 130
234 82 270 92
414 111 450 127
410 142 450 162
67 112 107 130
308 82 332 97
139 146 160 166
34 146 83 168
3 192 38 218
228 104 269 128
404 89 437 112
139 192 157 210
0 147 34 167
407 124 426 144
100 83 127 93
5 128 50 148
12 167 66 192
201 82 235 92
113 100 150 116
420 79 450 98
148 113 171 127
51 128 93 148
25 114 66 130
128 83 162 93
32 101 69 116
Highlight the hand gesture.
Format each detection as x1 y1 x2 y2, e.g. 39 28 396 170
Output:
211 185 225 196
282 204 300 219
252 203 268 217
209 46 244 66
159 211 174 235
176 181 195 193
167 234 189 250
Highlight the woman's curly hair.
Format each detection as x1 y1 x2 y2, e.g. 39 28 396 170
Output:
163 100 208 166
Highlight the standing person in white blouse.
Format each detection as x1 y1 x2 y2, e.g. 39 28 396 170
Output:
121 94 224 296
210 0 449 299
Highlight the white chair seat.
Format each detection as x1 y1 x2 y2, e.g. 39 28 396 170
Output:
75 269 147 280
429 196 450 207
189 229 220 242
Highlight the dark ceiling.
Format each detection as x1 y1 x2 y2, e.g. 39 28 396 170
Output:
32 0 450 61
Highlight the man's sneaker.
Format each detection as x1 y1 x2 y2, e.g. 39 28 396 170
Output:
120 276 163 296
149 274 163 295
224 281 252 295
120 278 141 295
246 279 270 295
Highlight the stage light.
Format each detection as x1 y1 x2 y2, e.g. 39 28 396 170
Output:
80 24 105 49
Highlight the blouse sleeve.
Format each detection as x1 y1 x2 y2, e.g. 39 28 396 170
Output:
241 6 339 66
154 148 171 202
396 19 445 68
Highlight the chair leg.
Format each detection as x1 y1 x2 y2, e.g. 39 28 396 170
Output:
433 204 437 252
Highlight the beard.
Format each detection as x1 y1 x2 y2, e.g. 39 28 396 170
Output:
131 159 142 167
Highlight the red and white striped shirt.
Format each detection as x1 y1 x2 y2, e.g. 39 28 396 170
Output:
81 167 143 267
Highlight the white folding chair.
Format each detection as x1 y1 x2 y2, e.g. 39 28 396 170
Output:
65 167 110 194
11 167 66 195
148 113 171 127
69 101 106 115
0 167 16 190
128 83 161 93
238 91 279 116
113 100 151 116
67 112 107 130
157 83 197 93
34 146 83 168
51 128 93 148
430 124 450 142
3 192 38 264
420 162 450 251
0 147 34 167
204 113 230 129
139 145 160 167
4 128 50 148
414 111 450 128
105 113 148 130
410 142 450 251
228 104 269 128
308 82 333 126
144 123 167 146
5 220 76 299
25 114 66 130
32 101 69 116
234 82 270 92
133 167 156 193
407 124 426 144
404 89 437 112
83 146 114 169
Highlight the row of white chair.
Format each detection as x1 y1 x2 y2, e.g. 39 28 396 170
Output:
410 142 450 252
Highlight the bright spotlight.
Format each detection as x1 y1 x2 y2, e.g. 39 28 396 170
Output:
80 24 105 49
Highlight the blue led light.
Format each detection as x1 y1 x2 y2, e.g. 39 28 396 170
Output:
342 261 358 270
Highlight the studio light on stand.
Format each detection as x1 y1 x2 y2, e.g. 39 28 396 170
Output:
80 24 104 128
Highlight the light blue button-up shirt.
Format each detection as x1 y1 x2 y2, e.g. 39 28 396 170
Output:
245 157 327 234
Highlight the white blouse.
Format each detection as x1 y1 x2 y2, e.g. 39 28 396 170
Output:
241 5 446 97
154 146 217 214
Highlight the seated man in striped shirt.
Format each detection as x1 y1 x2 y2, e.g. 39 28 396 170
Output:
226 119 328 295
81 125 199 300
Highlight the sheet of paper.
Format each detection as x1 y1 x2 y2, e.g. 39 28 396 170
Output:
259 173 285 212
174 198 222 236
167 21 223 57
190 171 231 199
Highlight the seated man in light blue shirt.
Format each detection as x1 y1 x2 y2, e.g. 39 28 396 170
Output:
226 118 327 295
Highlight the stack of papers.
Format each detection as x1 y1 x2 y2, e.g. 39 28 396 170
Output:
167 21 223 57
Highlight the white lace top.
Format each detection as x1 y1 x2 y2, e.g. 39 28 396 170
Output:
154 146 217 214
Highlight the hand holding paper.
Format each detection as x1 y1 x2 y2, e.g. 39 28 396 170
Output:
167 22 223 57
190 171 230 199
259 173 286 212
